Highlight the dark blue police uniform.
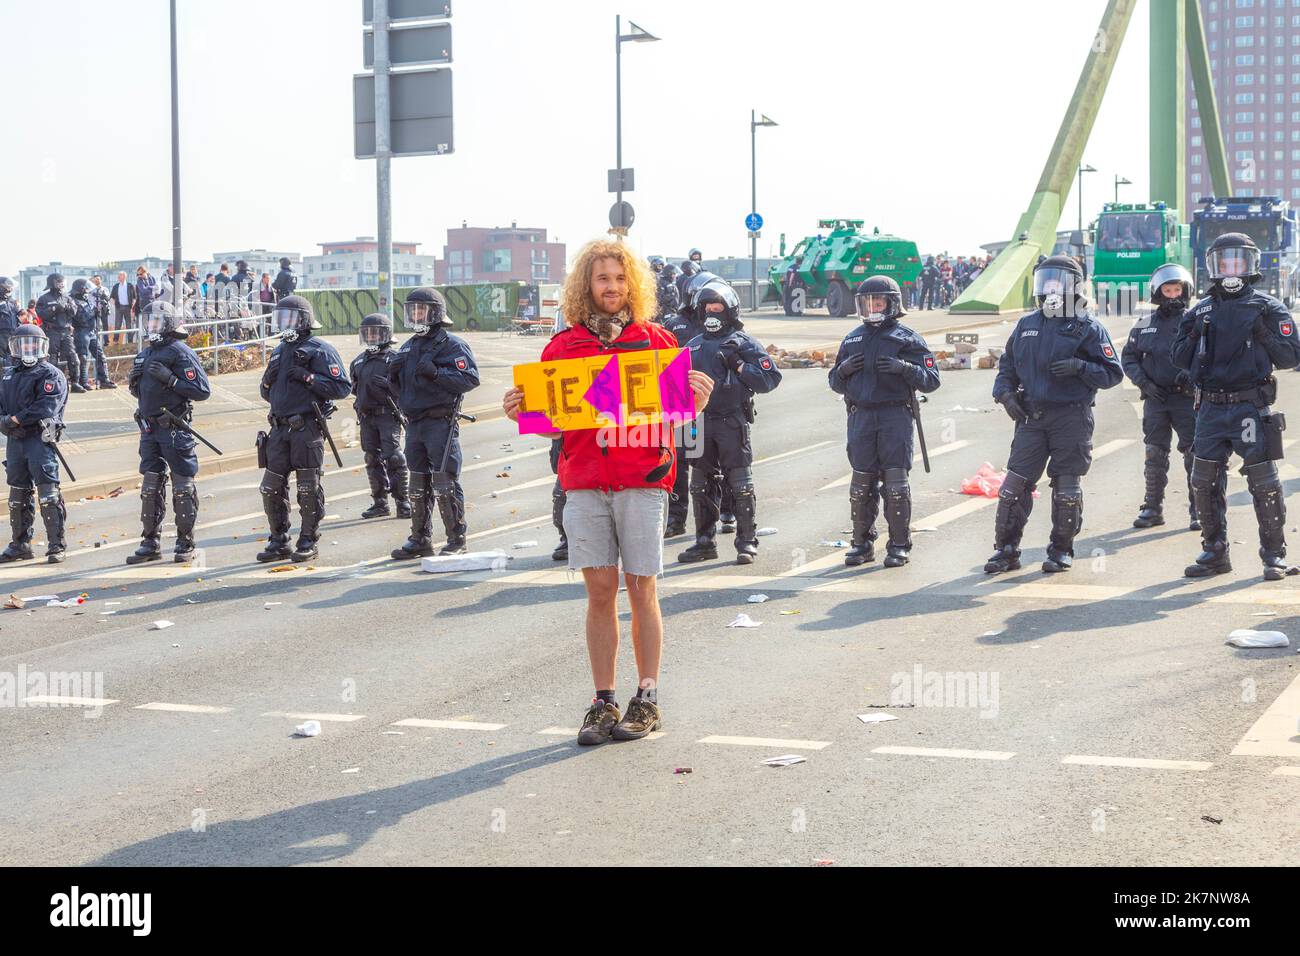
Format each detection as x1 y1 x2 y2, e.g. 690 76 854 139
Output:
662 306 706 534
990 307 1123 569
350 344 409 513
72 292 111 388
0 298 21 364
0 359 68 561
828 317 940 563
36 290 81 388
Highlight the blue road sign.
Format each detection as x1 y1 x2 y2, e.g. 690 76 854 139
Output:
745 212 763 231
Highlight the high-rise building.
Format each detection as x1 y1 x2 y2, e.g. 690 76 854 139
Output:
435 223 566 285
301 238 436 289
1186 0 1300 206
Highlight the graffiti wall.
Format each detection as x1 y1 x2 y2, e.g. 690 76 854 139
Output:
300 282 525 335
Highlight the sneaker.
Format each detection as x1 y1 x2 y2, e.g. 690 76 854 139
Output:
577 699 621 746
612 695 661 741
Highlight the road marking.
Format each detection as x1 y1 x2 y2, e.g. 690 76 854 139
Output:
22 695 119 707
818 440 972 491
536 726 665 740
480 475 554 498
1062 755 1213 771
1092 438 1136 459
697 735 831 751
872 745 1016 760
752 440 836 467
978 582 1135 602
134 702 232 714
393 718 507 731
261 711 366 722
1272 766 1300 777
1230 670 1300 758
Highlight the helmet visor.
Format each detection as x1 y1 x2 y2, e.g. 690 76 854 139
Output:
274 307 304 333
855 293 895 321
11 335 48 363
1149 264 1192 302
145 313 171 337
1207 247 1259 279
360 325 391 347
1032 267 1078 299
404 301 433 330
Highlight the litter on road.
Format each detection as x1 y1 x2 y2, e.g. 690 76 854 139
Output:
1225 629 1290 648
756 527 778 536
857 713 899 724
511 541 539 549
294 721 322 738
762 755 806 767
422 551 512 573
726 613 761 628
747 594 769 603
150 620 175 630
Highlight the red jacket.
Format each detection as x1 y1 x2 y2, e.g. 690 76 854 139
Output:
541 320 680 493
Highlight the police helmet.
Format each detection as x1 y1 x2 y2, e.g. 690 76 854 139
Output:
855 275 906 324
143 299 187 342
1205 232 1261 286
279 257 292 269
359 311 394 351
0 276 13 299
273 294 319 340
1148 263 1194 306
236 259 249 272
648 255 665 273
693 281 740 333
689 247 703 262
680 260 700 278
661 263 680 281
1032 255 1085 316
10 324 49 366
70 278 90 298
46 273 65 293
403 287 452 333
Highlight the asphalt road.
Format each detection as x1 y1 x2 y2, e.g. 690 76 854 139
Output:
1 309 1298 867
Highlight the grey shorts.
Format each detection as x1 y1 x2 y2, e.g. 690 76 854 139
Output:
563 487 667 577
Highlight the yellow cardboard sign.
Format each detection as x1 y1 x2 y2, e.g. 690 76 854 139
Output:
512 348 693 434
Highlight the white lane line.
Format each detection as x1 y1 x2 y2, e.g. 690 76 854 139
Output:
1062 755 1213 771
872 745 1016 760
481 475 554 499
1230 670 1300 758
392 718 507 731
752 440 836 467
1092 438 1136 459
261 711 366 722
978 582 1135 602
22 695 120 707
697 735 831 751
818 440 972 491
135 702 231 714
536 726 665 740
1271 766 1300 777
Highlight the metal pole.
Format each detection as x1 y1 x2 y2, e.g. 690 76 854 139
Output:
615 15 622 218
750 111 757 312
375 0 393 315
1077 165 1083 234
169 0 182 311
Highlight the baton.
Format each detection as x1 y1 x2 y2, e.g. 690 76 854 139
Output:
910 390 931 474
159 408 224 456
311 400 344 469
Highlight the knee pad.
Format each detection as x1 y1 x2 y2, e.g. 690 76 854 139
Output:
141 471 168 499
882 467 909 495
999 470 1030 501
849 470 878 501
37 483 61 505
1143 444 1169 466
173 474 197 496
1052 474 1082 500
295 468 320 491
689 468 710 495
408 472 431 500
431 473 455 497
363 449 382 470
726 466 754 493
385 453 406 473
259 469 288 496
1244 460 1282 493
1190 457 1222 492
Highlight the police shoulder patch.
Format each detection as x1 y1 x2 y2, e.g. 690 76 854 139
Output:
329 364 341 377
44 380 55 393
1281 320 1294 337
924 354 935 369
185 367 197 380
1102 343 1115 359
760 357 773 370
455 357 468 370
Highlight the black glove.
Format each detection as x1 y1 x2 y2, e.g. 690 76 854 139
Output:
1050 358 1086 377
875 355 909 376
146 360 176 388
287 366 313 385
0 418 10 438
417 356 440 381
292 349 312 367
996 392 1028 424
837 353 866 378
372 375 394 395
1174 370 1191 388
1140 382 1167 402
718 345 742 373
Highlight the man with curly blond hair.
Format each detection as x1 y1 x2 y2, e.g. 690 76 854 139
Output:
503 238 714 746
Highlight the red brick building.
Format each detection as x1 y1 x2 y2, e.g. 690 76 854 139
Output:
435 222 566 285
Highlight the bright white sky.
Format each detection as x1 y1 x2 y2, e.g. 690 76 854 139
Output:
0 0 1153 276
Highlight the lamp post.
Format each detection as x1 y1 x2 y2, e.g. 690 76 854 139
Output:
1077 163 1097 233
169 0 182 309
750 111 777 311
612 16 658 234
1114 175 1132 204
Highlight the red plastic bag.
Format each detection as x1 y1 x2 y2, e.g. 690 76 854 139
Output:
960 462 1005 498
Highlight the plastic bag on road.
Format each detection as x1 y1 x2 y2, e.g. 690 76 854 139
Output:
1225 629 1290 648
961 463 1005 498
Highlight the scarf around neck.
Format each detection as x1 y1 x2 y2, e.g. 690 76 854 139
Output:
584 309 631 346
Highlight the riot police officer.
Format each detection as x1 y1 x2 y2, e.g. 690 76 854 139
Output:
656 262 681 321
1171 232 1300 580
272 257 298 301
0 276 21 362
828 276 941 567
1122 264 1198 530
986 255 1123 574
389 288 481 559
125 301 212 564
678 281 782 565
0 325 69 563
35 274 84 393
688 247 704 266
70 279 113 390
350 312 410 520
661 274 707 538
257 295 352 563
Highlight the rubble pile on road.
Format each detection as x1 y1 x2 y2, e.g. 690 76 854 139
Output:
930 341 1003 371
764 344 835 369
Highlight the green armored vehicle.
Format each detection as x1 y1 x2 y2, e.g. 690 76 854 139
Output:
768 219 923 317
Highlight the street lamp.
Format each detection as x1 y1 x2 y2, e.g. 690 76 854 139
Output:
1114 175 1132 204
750 111 778 311
1077 163 1097 234
612 16 658 235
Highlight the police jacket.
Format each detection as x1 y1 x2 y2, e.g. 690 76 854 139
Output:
920 265 940 286
391 328 479 416
1170 286 1300 391
260 334 352 417
71 295 98 332
35 291 76 332
1122 302 1189 391
687 324 782 416
91 287 111 322
0 299 21 334
1 360 67 431
130 336 212 419
993 308 1123 405
656 279 680 319
663 309 704 349
350 346 402 416
829 318 940 406
272 268 297 301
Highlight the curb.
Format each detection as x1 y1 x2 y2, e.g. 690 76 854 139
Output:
67 449 262 501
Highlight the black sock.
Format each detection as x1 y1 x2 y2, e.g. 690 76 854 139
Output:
596 689 617 706
636 686 657 704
